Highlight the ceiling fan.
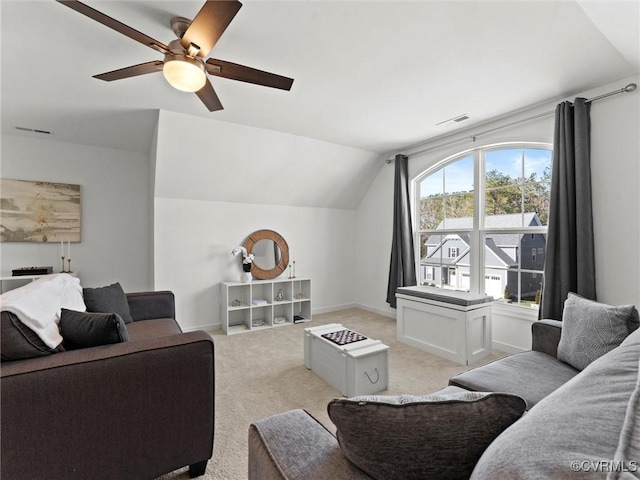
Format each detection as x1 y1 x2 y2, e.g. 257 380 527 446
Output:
56 0 294 111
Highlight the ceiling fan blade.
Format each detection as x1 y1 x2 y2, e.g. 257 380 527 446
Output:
205 58 294 91
181 1 242 57
196 79 224 111
56 0 169 54
93 61 164 82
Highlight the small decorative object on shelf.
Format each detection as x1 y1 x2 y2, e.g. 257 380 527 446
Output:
61 256 66 273
295 292 305 300
275 289 284 302
231 299 241 307
288 264 293 279
231 246 255 283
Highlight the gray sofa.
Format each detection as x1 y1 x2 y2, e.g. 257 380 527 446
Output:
1 291 215 480
248 319 640 479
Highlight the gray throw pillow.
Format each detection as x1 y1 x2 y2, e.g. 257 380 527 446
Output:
558 293 637 371
60 309 129 350
328 391 526 480
0 311 65 362
83 282 133 323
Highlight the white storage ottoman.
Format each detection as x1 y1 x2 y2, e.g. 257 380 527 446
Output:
304 323 389 397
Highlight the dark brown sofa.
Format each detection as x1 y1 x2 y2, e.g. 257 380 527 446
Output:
1 291 215 480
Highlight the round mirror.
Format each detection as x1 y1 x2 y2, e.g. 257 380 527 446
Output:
243 229 289 280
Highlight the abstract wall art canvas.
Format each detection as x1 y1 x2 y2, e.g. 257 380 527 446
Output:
0 179 81 243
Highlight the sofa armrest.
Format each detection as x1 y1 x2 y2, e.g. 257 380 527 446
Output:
531 319 563 357
126 290 175 321
249 409 373 480
1 331 214 480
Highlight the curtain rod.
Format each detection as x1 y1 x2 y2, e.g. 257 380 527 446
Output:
386 82 637 163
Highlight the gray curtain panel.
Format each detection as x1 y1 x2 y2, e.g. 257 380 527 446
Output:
386 154 417 308
541 98 596 320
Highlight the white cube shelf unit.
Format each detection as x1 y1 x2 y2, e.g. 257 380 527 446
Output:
220 278 312 335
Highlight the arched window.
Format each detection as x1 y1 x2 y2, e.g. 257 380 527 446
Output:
414 143 552 305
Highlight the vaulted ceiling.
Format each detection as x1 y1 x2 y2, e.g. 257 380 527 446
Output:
2 1 638 154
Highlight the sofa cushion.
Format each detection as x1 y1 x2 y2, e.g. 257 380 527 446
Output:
470 328 640 480
449 350 578 409
1 311 65 362
59 309 129 350
83 282 133 324
328 391 526 480
125 318 182 341
558 293 637 371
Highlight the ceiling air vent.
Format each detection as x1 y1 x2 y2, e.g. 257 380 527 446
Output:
436 114 470 127
15 126 53 135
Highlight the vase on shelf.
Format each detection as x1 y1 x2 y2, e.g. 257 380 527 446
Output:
241 263 252 283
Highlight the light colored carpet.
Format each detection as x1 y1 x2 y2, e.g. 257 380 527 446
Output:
157 307 506 480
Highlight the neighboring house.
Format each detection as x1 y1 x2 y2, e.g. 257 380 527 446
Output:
420 213 545 300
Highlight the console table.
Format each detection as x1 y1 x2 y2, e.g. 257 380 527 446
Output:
396 286 493 365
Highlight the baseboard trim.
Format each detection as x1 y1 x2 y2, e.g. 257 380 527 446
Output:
312 303 358 315
354 303 397 319
182 322 221 333
492 340 527 354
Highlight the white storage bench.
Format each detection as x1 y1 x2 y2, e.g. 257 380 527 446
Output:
304 323 389 397
396 287 493 365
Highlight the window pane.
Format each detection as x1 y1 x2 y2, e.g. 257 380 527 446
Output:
444 155 474 193
484 232 545 305
420 196 444 230
523 182 551 226
524 149 552 182
420 168 443 197
442 192 474 229
485 185 523 219
418 233 470 290
419 234 443 287
485 149 522 185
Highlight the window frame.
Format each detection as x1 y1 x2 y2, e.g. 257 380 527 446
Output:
413 142 551 304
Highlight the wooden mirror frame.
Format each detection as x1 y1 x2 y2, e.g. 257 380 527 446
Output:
243 229 289 280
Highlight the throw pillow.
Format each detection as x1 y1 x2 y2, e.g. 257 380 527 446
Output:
83 282 133 323
59 309 130 350
327 391 526 480
1 311 65 362
557 293 637 371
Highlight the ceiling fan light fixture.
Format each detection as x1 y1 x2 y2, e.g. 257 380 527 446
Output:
162 55 206 92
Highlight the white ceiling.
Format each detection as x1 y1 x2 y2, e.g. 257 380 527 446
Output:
2 0 639 155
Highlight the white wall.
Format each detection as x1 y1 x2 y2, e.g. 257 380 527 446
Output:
153 111 367 331
356 75 640 349
154 197 356 331
0 134 153 292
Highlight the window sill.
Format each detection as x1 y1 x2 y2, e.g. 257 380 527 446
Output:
492 301 539 322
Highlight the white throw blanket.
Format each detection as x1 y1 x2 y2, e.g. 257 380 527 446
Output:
0 273 86 349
